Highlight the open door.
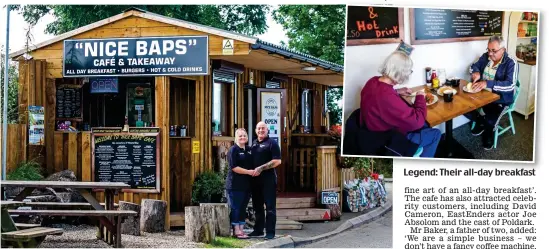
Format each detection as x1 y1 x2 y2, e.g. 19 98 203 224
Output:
256 88 288 192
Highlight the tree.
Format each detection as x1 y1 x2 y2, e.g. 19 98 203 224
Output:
0 47 20 124
273 5 345 125
14 5 270 36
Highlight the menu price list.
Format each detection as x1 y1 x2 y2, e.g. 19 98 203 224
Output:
94 135 157 189
56 87 82 118
414 8 503 40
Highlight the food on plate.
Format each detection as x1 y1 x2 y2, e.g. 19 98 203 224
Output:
425 92 435 105
437 86 455 95
467 82 473 91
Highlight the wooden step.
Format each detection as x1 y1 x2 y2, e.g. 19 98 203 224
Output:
170 212 185 227
276 197 316 209
277 208 331 221
276 219 303 230
14 223 41 229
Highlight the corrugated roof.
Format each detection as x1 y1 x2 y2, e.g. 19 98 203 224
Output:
252 40 343 73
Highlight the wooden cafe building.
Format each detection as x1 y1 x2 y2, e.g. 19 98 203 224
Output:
6 8 345 228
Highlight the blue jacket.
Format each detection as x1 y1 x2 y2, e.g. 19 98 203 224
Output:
469 51 518 105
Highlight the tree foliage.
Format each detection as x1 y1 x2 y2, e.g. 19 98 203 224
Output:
14 5 270 36
273 5 345 125
1 47 19 124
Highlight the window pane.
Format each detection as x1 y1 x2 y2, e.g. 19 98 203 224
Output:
212 82 228 136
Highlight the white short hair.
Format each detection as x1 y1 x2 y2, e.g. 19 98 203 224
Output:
488 35 506 49
378 51 413 84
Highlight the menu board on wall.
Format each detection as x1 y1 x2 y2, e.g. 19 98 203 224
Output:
92 133 160 193
411 8 504 45
346 6 404 46
56 85 82 119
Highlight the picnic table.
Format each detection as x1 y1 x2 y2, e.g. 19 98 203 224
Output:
1 200 64 248
406 79 500 158
1 181 136 248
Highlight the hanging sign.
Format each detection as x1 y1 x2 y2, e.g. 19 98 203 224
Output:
90 77 119 93
63 36 209 77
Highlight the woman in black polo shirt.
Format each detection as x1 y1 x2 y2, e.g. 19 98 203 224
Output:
226 128 255 239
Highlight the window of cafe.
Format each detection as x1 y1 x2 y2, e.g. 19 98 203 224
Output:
212 69 236 136
57 77 156 130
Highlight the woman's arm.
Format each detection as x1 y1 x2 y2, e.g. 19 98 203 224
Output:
232 166 253 175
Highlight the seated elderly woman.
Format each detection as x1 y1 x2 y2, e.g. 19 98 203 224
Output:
360 51 441 157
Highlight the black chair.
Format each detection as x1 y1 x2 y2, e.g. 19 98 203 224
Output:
343 109 419 157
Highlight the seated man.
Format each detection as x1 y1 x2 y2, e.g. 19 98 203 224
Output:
468 35 518 150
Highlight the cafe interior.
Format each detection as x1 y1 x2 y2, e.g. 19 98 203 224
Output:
343 6 537 161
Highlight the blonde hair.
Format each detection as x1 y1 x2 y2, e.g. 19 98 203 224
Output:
234 128 248 144
378 51 413 84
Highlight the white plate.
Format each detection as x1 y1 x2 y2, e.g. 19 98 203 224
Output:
462 86 481 93
437 87 457 96
426 95 438 106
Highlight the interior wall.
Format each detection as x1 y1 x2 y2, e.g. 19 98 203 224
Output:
343 8 511 133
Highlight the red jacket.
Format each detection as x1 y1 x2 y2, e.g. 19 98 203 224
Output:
360 76 427 134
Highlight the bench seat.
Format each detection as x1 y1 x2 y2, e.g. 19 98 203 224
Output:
2 227 63 241
14 223 41 229
19 202 119 208
8 209 137 216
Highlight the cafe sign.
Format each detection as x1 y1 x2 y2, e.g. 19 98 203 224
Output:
63 36 209 77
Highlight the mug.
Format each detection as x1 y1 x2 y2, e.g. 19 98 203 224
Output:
443 90 454 102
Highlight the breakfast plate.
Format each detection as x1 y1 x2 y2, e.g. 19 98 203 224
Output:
436 86 457 96
425 93 438 106
462 83 482 93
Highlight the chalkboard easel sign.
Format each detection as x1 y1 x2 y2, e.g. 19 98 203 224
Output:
347 6 404 46
92 132 160 193
410 8 505 45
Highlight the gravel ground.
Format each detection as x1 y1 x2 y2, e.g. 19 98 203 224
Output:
39 224 205 248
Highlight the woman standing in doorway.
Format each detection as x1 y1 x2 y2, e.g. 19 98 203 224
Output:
226 128 255 239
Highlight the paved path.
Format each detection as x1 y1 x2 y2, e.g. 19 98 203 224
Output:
298 211 392 248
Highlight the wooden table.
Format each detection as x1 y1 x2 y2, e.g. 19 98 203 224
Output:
405 80 500 158
1 181 130 247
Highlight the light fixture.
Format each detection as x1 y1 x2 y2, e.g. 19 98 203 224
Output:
302 66 316 71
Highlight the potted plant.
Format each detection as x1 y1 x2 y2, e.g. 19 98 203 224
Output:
191 171 225 204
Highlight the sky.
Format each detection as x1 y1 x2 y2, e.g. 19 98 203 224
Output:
0 5 289 54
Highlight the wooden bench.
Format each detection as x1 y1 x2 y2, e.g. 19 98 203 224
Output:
18 202 119 209
1 227 63 248
14 223 41 229
8 209 136 217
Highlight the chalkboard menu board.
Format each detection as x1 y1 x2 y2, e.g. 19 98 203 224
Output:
56 85 82 119
92 133 160 193
347 6 404 46
411 8 504 45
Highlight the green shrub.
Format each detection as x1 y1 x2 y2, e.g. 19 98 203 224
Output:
7 160 44 181
191 171 225 204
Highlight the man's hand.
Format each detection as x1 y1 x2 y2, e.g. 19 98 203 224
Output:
471 72 481 83
252 168 262 177
472 81 487 92
397 87 413 96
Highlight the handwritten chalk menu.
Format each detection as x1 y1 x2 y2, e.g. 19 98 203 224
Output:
346 6 404 46
93 133 160 193
411 8 504 44
56 85 82 119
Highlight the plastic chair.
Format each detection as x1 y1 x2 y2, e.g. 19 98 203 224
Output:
471 82 520 149
413 147 423 157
